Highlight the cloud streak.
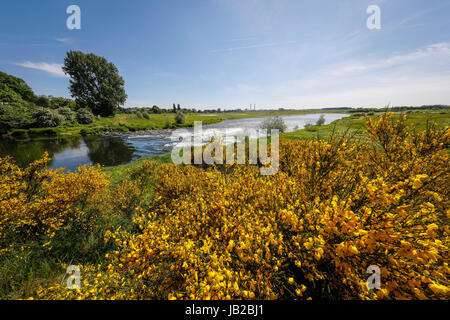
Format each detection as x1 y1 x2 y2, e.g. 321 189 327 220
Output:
327 42 450 76
219 42 450 108
211 40 297 53
55 37 73 45
14 61 68 78
228 37 258 42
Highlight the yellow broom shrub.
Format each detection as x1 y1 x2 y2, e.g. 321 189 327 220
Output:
32 113 449 299
0 153 109 255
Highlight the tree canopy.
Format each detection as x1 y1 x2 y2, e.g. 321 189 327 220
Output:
63 51 127 117
0 71 36 102
0 83 26 105
0 70 81 132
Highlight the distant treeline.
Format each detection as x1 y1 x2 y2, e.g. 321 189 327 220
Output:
123 105 450 115
119 105 239 114
347 105 450 113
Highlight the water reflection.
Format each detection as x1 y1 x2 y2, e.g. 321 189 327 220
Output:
84 136 136 167
0 113 348 170
0 136 136 171
0 137 82 169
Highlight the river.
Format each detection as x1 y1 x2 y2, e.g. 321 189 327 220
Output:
0 113 347 171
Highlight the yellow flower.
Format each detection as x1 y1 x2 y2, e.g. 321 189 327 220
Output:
429 282 449 295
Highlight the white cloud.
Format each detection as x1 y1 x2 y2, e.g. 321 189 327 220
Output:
55 37 73 45
14 61 68 78
228 37 258 42
211 40 297 53
327 42 450 76
274 74 450 108
214 42 450 108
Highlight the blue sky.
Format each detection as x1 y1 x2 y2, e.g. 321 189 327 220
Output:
1 0 450 109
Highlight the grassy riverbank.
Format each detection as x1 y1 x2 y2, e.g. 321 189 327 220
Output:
102 109 450 185
6 109 349 139
7 108 448 141
283 109 450 140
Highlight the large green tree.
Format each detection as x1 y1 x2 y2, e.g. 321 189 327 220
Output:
62 51 127 117
0 71 36 102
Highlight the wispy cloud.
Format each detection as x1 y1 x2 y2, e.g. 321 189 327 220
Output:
55 37 73 45
327 42 450 76
219 42 450 108
228 37 258 42
211 40 297 53
14 61 68 78
391 2 450 30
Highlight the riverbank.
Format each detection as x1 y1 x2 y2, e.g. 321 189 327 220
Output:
1 110 447 173
5 109 350 140
283 109 450 140
0 112 349 171
101 110 450 185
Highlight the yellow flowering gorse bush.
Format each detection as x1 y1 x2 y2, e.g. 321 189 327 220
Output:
0 153 109 255
28 113 450 299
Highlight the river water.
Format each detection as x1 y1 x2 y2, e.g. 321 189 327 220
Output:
0 113 347 171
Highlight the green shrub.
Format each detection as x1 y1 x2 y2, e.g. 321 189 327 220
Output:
33 108 65 128
315 115 326 126
49 97 76 110
304 123 317 132
175 111 186 125
151 105 162 114
142 112 150 120
57 107 76 122
260 116 287 133
76 108 95 124
35 96 51 108
0 104 34 133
